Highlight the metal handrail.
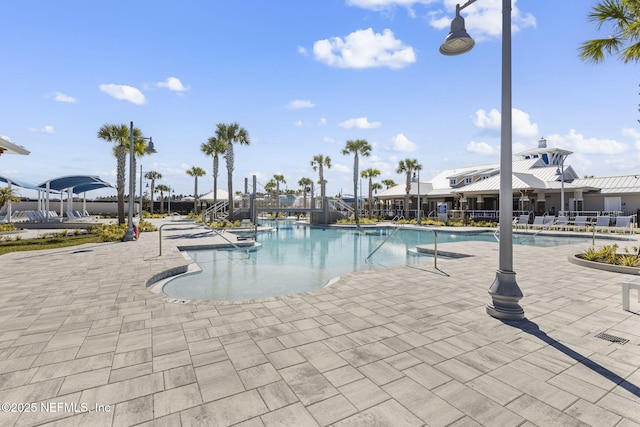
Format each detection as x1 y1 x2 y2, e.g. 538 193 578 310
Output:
365 227 400 262
365 226 440 269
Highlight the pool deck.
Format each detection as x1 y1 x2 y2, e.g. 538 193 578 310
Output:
1 219 640 426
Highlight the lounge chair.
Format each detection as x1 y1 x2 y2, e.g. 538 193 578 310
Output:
595 216 611 232
514 214 530 229
552 215 569 231
531 216 544 229
570 216 589 231
611 216 633 234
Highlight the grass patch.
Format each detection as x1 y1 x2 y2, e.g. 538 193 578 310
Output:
0 234 103 255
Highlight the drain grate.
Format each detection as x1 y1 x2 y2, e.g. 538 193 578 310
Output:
164 297 190 304
595 332 629 345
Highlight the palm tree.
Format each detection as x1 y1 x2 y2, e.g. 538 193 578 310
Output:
97 123 140 225
273 174 286 208
382 179 396 189
216 123 250 220
0 186 20 211
311 154 332 218
579 0 640 64
361 168 381 219
396 158 422 219
155 184 170 215
298 177 313 209
186 166 207 214
200 135 227 206
144 171 162 215
341 139 372 223
264 180 277 207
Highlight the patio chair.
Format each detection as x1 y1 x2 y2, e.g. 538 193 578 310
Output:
531 216 546 229
570 216 589 231
611 216 633 234
595 216 611 232
514 214 529 229
552 215 569 231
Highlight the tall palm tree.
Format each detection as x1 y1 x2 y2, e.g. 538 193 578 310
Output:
396 158 422 219
216 122 250 220
155 184 170 215
361 168 381 219
298 177 313 209
341 139 372 223
311 154 332 215
200 135 227 206
144 171 162 215
186 166 207 214
273 174 286 208
97 123 139 225
579 0 640 64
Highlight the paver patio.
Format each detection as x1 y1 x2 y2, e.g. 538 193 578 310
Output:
0 219 639 426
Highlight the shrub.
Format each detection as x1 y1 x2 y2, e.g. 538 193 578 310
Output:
619 255 639 267
94 223 127 242
0 223 16 232
138 219 157 232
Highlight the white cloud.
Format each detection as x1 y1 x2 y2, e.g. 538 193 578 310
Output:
323 136 336 144
391 133 417 152
99 84 146 105
287 99 315 110
622 128 640 150
548 129 628 155
297 45 308 56
313 28 416 69
339 117 382 129
294 120 311 127
318 118 327 126
156 77 189 92
54 92 76 103
430 0 536 41
472 108 538 137
466 141 495 155
28 125 55 134
333 163 351 173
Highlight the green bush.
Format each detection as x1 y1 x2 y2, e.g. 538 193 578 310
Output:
138 219 157 232
91 223 127 242
0 223 17 232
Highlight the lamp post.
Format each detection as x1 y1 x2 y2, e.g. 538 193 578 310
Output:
413 171 421 225
440 0 524 320
124 123 156 242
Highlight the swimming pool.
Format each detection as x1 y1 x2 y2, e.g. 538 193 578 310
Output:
161 222 599 301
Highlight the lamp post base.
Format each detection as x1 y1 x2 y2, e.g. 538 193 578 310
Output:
123 229 136 242
486 269 525 320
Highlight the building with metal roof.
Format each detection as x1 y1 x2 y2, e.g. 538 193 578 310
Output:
374 138 640 219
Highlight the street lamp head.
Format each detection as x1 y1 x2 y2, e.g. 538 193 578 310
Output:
439 5 475 56
145 137 157 154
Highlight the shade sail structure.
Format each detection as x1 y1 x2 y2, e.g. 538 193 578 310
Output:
0 136 30 156
0 175 38 190
37 175 114 193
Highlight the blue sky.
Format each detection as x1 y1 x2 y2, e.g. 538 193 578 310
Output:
2 0 638 200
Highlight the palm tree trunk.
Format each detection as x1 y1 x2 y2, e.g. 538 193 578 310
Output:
353 155 359 223
213 155 219 208
226 143 235 221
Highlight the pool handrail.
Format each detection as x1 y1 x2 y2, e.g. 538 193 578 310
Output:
365 226 440 270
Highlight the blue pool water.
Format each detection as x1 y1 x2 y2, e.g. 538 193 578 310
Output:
162 222 597 301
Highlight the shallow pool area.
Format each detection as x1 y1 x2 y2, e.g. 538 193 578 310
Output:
161 222 607 301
